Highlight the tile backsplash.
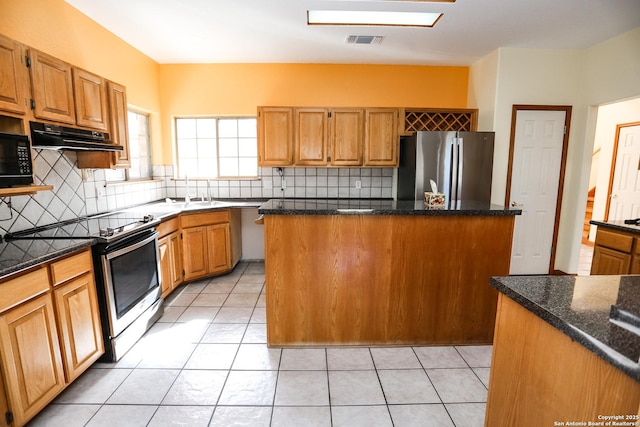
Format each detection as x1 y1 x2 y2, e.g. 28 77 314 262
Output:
0 151 394 235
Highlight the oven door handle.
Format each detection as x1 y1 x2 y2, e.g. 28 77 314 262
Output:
103 230 159 260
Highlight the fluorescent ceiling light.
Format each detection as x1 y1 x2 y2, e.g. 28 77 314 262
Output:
307 10 443 27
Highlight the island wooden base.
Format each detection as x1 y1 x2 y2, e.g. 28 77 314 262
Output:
264 214 515 346
485 294 640 426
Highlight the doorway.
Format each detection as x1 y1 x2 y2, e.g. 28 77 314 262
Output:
506 105 572 275
605 122 640 221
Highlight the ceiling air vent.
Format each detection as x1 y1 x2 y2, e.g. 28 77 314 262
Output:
346 35 385 45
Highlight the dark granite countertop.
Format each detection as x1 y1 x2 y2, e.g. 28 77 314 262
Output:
258 198 521 216
590 219 640 236
0 238 95 280
490 275 640 381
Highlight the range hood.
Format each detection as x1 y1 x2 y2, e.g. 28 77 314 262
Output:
30 121 123 152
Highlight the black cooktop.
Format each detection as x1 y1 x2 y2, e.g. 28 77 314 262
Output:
5 212 159 243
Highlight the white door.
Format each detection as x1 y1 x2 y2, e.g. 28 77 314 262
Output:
509 110 566 274
608 124 640 220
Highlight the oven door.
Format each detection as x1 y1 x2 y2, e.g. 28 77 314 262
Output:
100 229 162 338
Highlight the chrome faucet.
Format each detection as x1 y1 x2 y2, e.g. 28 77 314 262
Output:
185 175 194 204
206 180 212 202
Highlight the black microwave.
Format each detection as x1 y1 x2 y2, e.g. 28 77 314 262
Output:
0 132 34 188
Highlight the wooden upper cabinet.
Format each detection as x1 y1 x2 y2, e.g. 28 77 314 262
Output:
294 108 329 166
76 81 130 169
330 108 364 166
364 108 399 166
258 107 294 166
107 81 130 167
28 49 76 125
0 35 28 115
73 68 108 131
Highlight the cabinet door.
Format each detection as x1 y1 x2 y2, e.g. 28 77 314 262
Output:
169 231 183 289
183 226 209 280
258 107 293 166
0 35 27 115
73 68 108 130
107 81 131 168
53 272 104 383
631 256 640 274
28 49 76 124
294 108 329 166
208 223 231 273
364 108 399 166
0 294 65 426
590 246 631 275
159 232 183 297
330 108 364 166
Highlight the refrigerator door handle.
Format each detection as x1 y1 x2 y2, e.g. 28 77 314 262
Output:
448 138 456 202
457 137 464 201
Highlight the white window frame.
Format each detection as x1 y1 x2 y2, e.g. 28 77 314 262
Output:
174 116 258 180
105 109 152 182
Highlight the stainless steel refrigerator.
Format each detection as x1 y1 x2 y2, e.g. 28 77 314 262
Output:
397 131 495 205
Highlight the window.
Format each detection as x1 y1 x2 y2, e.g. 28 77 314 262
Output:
105 110 152 181
175 117 258 179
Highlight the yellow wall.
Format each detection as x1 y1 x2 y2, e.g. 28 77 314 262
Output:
158 63 468 164
1 0 470 166
0 0 163 161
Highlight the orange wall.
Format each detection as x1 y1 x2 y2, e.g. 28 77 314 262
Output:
1 0 470 166
0 0 163 160
159 63 468 164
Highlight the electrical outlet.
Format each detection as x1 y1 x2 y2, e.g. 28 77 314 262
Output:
355 180 362 189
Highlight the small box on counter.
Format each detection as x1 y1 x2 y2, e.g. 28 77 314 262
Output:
424 192 446 209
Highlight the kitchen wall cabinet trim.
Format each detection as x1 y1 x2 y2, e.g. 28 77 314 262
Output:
0 35 28 115
28 49 76 125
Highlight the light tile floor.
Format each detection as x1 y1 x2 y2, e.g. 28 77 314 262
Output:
577 244 594 276
28 261 491 427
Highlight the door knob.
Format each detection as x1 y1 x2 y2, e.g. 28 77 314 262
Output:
511 201 523 207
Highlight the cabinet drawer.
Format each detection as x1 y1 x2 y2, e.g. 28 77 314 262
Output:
0 267 50 313
595 229 633 253
50 249 92 286
157 217 179 238
181 210 230 228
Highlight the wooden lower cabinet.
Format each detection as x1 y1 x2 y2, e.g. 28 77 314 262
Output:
485 294 640 426
590 226 638 275
183 226 210 281
53 272 104 383
159 231 183 298
181 210 241 282
264 214 514 345
591 245 631 274
0 248 103 426
0 294 65 426
208 223 231 273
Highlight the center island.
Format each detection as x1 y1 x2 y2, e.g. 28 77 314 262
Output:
258 199 521 346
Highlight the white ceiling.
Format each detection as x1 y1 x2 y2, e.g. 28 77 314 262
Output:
65 0 640 65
